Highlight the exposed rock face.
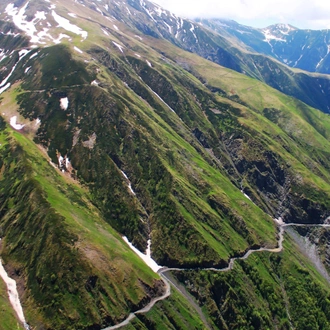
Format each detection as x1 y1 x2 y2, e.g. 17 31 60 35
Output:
222 133 330 224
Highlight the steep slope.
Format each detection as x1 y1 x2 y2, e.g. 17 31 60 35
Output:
1 0 330 113
0 269 24 330
200 19 330 74
173 233 330 329
85 0 330 113
1 0 330 329
0 123 165 329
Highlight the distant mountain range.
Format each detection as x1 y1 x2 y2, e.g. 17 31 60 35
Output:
200 19 330 74
91 0 330 113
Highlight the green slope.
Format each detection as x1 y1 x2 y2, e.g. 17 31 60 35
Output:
0 124 162 329
12 43 278 267
172 233 330 330
1 0 330 328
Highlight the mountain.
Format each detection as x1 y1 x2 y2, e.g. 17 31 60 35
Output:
2 0 330 114
1 0 330 329
106 1 330 113
199 18 330 75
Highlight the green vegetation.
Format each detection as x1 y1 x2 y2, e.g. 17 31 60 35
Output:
172 233 330 330
126 290 207 330
2 1 330 328
13 43 278 269
0 128 161 329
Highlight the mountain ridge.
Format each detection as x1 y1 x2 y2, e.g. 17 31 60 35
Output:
199 18 330 75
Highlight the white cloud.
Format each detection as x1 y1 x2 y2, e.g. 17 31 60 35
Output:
152 0 330 29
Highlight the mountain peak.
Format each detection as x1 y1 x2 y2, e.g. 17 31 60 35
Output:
263 23 298 35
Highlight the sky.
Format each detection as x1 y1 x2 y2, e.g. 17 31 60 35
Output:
152 0 330 30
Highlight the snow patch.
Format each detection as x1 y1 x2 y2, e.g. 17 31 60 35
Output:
293 54 303 67
1 30 19 37
95 7 104 16
164 22 172 34
0 50 7 63
0 83 10 95
144 7 156 22
52 10 88 40
10 116 25 130
154 6 166 17
65 157 70 169
0 256 29 329
146 60 152 67
146 239 151 257
316 45 330 69
30 52 39 59
24 66 31 73
68 13 77 18
59 97 69 110
148 86 175 113
274 217 285 226
35 11 46 20
123 237 162 273
189 23 198 43
113 24 119 31
101 28 109 36
52 33 71 44
126 6 132 15
121 171 136 195
58 155 64 169
5 3 52 45
74 46 83 54
263 29 286 42
241 190 252 201
112 41 124 53
0 49 30 90
5 3 37 41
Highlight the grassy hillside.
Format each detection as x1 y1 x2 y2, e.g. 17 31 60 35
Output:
0 123 163 329
144 38 330 222
172 233 330 330
1 0 330 328
14 44 280 266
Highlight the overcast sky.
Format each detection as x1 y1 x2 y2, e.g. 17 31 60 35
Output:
152 0 330 30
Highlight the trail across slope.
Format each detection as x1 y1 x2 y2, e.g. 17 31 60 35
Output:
105 220 330 329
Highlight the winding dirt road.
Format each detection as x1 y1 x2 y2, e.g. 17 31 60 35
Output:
103 220 330 330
